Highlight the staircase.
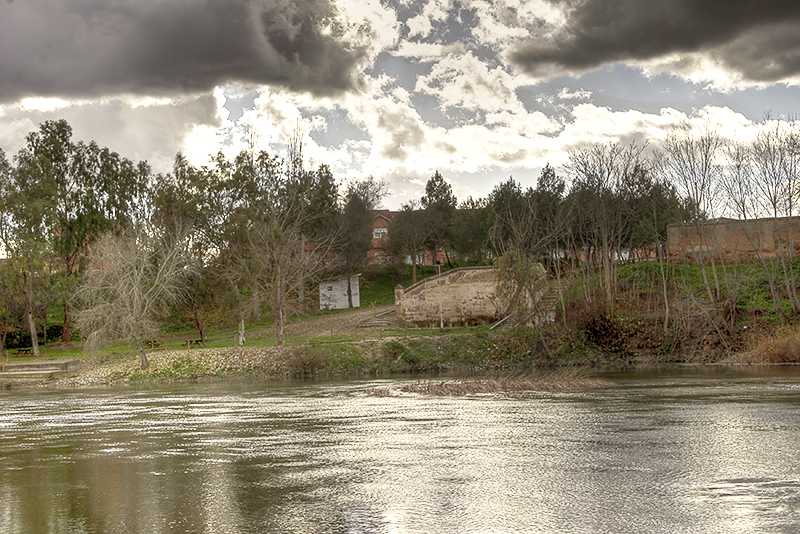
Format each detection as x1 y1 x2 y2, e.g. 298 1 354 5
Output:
492 278 571 330
358 309 404 329
0 359 81 380
539 278 571 319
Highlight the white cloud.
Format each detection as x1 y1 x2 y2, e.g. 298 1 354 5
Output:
468 0 564 46
557 88 592 100
395 41 466 60
414 52 523 114
337 0 400 57
19 97 72 112
406 14 432 39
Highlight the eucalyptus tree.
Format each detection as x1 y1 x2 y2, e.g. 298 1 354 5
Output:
0 150 19 357
11 120 150 343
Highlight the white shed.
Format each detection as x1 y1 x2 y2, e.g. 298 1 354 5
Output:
319 275 361 310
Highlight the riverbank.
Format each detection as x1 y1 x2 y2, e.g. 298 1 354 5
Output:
3 326 786 390
7 256 800 389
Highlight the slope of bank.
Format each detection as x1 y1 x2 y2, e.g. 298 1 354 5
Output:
6 259 800 388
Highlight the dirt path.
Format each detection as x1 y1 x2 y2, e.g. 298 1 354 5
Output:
256 304 395 341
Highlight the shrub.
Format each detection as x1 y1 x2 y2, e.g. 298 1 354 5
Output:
581 312 628 353
287 347 329 378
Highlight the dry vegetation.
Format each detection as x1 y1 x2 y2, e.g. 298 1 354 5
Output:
730 325 800 365
392 370 612 397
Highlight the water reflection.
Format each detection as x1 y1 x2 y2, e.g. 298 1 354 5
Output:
2 370 800 533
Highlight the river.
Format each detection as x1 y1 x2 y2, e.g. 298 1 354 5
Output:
2 368 800 533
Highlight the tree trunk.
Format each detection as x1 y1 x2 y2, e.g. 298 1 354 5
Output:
192 299 206 342
275 265 285 345
22 273 40 356
62 300 71 343
276 308 285 345
298 235 305 312
238 317 246 346
135 339 149 370
347 274 353 309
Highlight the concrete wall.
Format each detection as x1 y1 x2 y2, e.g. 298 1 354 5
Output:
394 267 501 327
668 217 800 263
320 276 360 310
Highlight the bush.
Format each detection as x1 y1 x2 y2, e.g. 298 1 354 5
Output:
381 340 408 361
287 347 329 378
581 312 628 353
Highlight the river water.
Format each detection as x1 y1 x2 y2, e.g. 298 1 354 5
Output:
2 368 800 533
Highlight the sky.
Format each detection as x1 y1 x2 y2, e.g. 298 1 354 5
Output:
2 0 800 209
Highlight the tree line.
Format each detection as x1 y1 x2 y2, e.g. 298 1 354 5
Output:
1 117 798 366
389 118 800 334
0 119 385 367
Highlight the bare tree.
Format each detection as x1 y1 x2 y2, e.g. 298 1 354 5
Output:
720 136 790 321
488 176 568 325
76 226 194 369
751 119 800 312
663 121 725 308
565 141 649 305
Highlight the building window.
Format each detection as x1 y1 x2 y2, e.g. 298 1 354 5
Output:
373 228 388 239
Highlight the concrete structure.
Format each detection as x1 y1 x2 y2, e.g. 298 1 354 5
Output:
394 267 501 327
395 267 500 327
667 217 800 263
319 275 360 310
394 265 559 328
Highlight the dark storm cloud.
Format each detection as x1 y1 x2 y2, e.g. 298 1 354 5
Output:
511 0 800 83
0 0 372 103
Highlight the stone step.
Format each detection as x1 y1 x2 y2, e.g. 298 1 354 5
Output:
0 370 69 380
0 359 80 373
358 310 402 329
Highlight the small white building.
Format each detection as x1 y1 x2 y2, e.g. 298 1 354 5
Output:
319 275 361 310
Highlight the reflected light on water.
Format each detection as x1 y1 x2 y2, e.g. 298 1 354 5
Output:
1 372 800 533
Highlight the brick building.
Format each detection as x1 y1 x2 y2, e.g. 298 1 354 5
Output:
667 217 800 263
367 210 445 266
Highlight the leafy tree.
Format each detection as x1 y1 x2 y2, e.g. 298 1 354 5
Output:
337 177 387 307
421 171 457 264
388 202 431 284
151 154 213 341
451 196 491 263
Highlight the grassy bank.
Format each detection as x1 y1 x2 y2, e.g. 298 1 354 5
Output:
7 259 800 388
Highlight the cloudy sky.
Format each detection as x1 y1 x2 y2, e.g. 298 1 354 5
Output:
2 0 800 208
